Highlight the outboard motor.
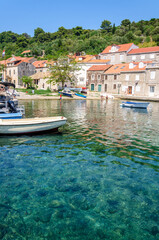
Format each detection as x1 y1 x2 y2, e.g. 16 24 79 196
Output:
8 99 17 113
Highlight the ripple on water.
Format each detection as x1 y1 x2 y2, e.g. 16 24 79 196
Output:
0 100 159 239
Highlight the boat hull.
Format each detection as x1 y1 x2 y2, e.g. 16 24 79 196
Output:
75 93 87 98
0 116 67 135
59 92 73 98
121 102 150 109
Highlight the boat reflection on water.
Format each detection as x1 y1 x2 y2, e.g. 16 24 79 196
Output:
132 108 148 114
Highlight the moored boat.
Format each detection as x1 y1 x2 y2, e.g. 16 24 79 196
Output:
121 101 150 109
0 112 22 119
74 93 87 98
0 116 67 135
59 88 73 98
0 82 25 117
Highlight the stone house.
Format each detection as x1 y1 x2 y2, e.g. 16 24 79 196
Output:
0 56 36 87
31 71 58 90
70 54 111 88
127 46 159 63
100 43 138 64
103 61 159 97
33 60 54 73
145 62 159 97
87 65 112 92
87 61 159 98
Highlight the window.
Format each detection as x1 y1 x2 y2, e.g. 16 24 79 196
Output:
113 84 116 89
9 70 11 76
150 54 155 59
120 54 124 61
121 66 125 69
150 86 155 93
114 75 117 80
91 74 95 80
141 55 145 59
97 74 101 80
136 75 139 81
139 62 144 68
125 75 129 80
150 71 155 79
105 75 107 80
14 70 15 74
132 56 136 60
111 55 115 62
80 77 84 82
129 63 134 69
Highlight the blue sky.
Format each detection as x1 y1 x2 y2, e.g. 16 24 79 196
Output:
0 0 158 36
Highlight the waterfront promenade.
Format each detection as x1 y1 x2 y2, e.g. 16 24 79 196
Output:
17 91 159 102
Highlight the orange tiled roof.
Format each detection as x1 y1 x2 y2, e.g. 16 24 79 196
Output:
87 59 110 63
105 62 150 74
88 65 112 71
33 60 49 68
21 50 31 54
0 57 35 66
101 43 135 54
128 46 159 54
68 54 96 63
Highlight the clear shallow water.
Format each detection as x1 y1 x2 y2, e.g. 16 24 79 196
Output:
0 99 159 240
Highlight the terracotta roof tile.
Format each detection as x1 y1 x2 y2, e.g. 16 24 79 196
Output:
101 43 135 54
21 50 31 54
128 46 159 54
105 62 149 74
88 65 112 71
31 71 50 79
33 60 54 68
88 59 110 63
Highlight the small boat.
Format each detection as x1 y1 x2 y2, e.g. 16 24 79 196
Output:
0 82 25 117
59 88 73 98
121 101 150 109
0 112 22 119
0 116 67 135
75 93 87 98
69 87 82 92
81 87 87 94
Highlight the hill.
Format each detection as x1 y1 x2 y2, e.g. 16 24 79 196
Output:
0 18 159 60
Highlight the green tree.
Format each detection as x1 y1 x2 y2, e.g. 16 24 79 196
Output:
112 24 116 34
17 36 29 48
121 19 131 27
47 56 80 88
34 28 45 39
21 76 33 88
100 20 112 32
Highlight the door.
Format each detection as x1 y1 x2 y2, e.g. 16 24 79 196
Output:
98 84 101 92
128 86 132 94
91 84 94 91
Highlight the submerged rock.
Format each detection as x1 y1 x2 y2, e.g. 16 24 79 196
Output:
151 226 159 236
33 208 53 223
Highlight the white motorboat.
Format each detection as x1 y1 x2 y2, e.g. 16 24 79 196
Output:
0 116 67 135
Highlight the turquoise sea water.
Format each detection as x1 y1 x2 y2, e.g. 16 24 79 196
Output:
0 99 159 240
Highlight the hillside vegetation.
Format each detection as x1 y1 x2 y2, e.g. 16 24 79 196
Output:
0 18 159 60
